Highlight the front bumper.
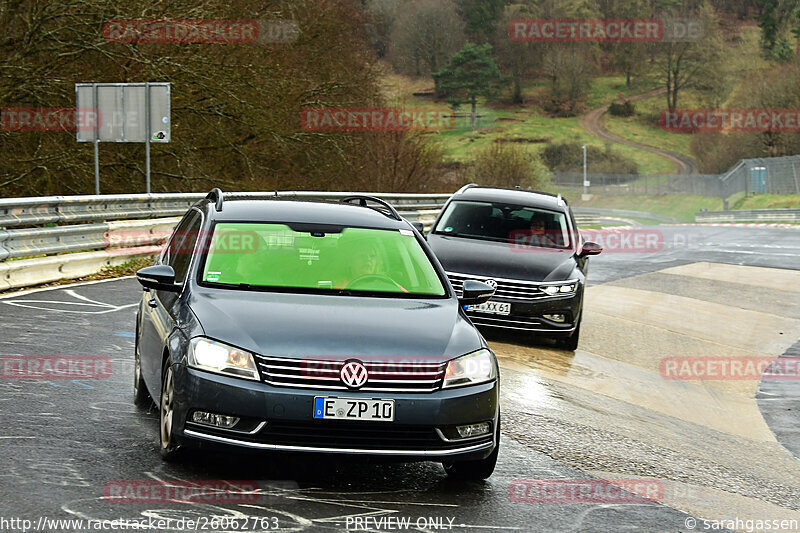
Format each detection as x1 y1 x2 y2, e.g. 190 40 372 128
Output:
466 292 582 336
172 364 499 460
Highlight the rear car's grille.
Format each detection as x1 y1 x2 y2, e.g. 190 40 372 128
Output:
446 271 554 301
252 355 446 393
197 421 491 451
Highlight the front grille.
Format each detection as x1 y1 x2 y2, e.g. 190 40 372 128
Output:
447 271 557 301
252 355 446 393
196 421 491 451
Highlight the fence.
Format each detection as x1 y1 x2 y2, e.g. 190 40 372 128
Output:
553 173 725 196
552 154 800 198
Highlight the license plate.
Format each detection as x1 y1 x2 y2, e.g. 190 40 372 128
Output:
313 397 395 421
468 301 511 315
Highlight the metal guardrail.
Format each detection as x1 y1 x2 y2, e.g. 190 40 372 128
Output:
0 192 451 261
0 192 448 291
0 191 666 291
0 191 451 228
695 209 800 223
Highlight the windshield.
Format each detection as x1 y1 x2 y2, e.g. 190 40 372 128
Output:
433 200 572 249
200 222 445 297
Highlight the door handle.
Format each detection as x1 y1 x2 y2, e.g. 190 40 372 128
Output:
148 298 158 308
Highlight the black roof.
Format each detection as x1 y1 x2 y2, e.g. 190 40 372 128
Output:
198 198 410 229
455 186 568 210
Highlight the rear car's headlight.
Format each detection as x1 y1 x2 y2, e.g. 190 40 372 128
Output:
188 338 259 381
443 348 497 389
541 282 577 295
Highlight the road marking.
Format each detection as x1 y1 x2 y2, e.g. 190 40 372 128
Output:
0 275 136 299
1 289 137 314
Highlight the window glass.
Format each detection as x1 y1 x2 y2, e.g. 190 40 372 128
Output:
201 223 445 296
433 200 571 249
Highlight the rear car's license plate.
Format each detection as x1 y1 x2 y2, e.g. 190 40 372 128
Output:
468 301 511 315
313 397 395 421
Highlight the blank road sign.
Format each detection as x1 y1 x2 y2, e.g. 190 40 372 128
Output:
76 83 170 143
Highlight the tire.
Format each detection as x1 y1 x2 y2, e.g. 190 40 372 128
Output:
133 338 152 407
559 320 581 351
443 415 500 481
159 361 184 461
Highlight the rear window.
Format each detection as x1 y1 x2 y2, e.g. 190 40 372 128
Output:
433 200 572 249
200 222 445 297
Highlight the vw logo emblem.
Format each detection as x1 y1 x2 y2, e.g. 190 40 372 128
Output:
484 279 498 289
340 360 368 389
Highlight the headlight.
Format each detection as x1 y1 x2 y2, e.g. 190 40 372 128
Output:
188 338 259 381
443 348 497 389
541 282 577 295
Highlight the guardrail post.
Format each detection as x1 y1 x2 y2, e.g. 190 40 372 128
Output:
0 230 9 261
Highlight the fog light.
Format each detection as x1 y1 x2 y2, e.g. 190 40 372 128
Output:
456 422 491 439
192 410 240 429
543 314 566 323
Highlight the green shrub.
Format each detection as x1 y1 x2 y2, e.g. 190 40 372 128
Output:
467 142 552 190
542 141 639 175
608 101 635 117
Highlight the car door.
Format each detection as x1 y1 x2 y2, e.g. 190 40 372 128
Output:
139 210 203 397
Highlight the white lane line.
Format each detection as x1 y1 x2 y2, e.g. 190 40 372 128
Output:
1 288 138 314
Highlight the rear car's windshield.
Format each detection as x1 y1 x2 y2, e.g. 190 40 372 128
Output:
200 222 445 296
433 200 572 249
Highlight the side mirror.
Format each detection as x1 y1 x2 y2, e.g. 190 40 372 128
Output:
136 265 179 292
410 222 425 234
459 280 495 306
579 241 603 257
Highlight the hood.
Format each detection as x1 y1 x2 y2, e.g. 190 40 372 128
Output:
187 289 481 363
428 233 577 282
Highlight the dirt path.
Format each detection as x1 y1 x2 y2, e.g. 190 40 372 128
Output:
579 88 699 174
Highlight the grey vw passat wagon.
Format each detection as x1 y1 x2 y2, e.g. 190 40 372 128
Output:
134 190 500 479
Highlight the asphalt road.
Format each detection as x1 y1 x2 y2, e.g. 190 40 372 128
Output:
1 224 798 533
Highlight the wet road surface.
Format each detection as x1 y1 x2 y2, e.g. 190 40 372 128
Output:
1 224 799 532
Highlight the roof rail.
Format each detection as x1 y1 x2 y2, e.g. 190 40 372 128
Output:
341 195 402 221
455 183 479 195
205 188 224 212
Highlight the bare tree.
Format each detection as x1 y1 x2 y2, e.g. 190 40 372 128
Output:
389 0 466 77
0 0 446 196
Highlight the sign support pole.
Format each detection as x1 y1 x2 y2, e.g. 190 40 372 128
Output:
93 83 100 195
145 81 151 194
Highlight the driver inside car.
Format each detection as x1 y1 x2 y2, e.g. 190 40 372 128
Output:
332 236 407 292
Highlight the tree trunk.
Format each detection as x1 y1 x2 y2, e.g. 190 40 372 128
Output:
512 72 523 104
